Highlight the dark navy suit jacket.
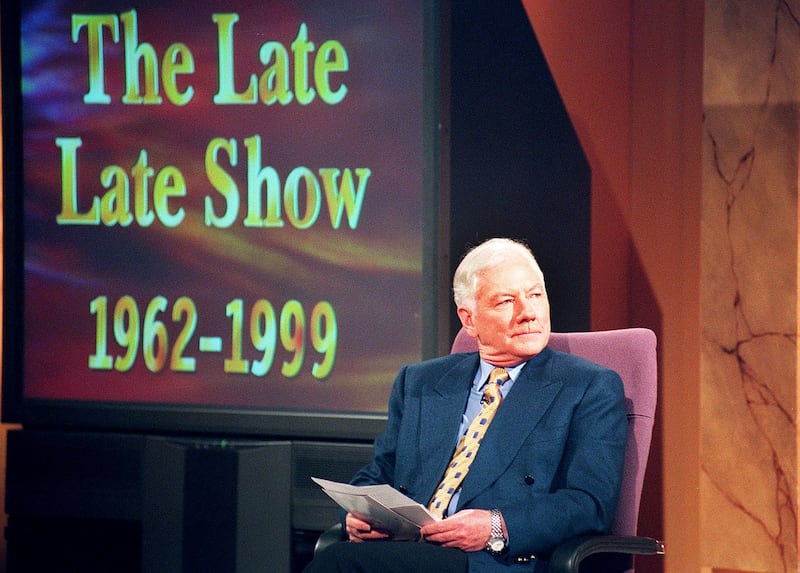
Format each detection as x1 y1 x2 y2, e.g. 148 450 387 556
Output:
350 346 627 572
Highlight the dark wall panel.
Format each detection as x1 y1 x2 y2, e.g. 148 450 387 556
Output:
448 0 591 335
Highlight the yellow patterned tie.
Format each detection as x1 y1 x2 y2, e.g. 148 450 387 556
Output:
428 367 510 518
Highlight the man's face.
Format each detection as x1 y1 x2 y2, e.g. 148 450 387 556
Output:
457 254 551 366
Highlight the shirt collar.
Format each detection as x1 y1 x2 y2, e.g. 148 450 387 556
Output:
475 359 526 390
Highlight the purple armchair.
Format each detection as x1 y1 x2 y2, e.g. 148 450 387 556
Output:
451 327 664 572
314 328 664 571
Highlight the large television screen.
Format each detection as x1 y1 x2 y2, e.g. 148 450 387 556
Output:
2 0 444 439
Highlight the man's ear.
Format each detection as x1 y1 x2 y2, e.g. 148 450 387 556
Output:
457 307 478 337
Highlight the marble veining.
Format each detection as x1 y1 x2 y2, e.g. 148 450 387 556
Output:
702 0 798 571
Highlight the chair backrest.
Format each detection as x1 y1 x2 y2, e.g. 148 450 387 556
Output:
450 327 658 538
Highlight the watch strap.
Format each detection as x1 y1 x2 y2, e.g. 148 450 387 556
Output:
490 509 503 539
486 509 506 553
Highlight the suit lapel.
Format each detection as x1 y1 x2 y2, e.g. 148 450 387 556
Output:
458 349 559 507
418 354 479 494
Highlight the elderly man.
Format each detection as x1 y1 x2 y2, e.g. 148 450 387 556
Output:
305 238 627 572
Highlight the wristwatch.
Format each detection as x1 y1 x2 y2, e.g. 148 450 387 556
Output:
486 509 507 554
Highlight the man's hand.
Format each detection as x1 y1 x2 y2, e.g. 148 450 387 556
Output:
344 513 391 542
419 509 492 552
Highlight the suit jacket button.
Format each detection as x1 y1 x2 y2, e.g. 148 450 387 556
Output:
398 485 408 494
524 474 535 485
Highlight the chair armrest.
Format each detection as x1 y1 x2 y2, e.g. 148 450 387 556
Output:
548 535 665 573
314 523 345 555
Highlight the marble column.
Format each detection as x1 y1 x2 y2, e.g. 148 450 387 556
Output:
702 1 798 572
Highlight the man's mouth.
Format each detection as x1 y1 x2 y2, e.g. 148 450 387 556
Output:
513 330 542 337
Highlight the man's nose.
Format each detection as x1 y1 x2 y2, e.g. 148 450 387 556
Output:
517 298 537 320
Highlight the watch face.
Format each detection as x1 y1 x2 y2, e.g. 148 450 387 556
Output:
489 538 505 552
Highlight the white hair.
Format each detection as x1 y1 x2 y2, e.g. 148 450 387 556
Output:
452 238 544 310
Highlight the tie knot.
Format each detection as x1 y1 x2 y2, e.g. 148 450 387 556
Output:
484 368 509 403
490 367 509 385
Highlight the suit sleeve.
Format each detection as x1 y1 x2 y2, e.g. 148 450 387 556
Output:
348 365 410 488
